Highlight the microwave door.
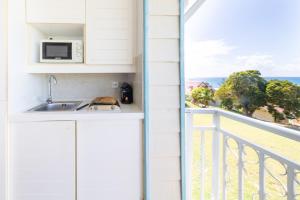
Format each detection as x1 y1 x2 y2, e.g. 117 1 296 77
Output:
43 42 72 60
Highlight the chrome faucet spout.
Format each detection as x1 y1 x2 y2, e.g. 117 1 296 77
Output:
47 75 57 104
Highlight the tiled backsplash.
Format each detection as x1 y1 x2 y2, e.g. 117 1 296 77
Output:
51 74 131 101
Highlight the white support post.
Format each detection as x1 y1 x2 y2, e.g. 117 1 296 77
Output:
222 136 228 200
212 112 220 200
186 112 194 200
200 130 206 200
287 167 295 200
238 144 244 200
258 153 265 200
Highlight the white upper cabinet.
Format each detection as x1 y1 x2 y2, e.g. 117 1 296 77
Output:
85 0 134 64
26 0 85 23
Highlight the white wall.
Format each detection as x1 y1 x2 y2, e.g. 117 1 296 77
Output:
8 0 47 113
0 0 7 199
149 0 181 199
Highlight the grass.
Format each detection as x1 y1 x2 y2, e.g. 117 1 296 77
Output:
191 114 300 200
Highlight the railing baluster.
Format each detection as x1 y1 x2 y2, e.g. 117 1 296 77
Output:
259 153 265 200
212 112 221 200
287 167 295 200
200 130 206 200
186 112 194 200
238 143 244 200
222 136 228 200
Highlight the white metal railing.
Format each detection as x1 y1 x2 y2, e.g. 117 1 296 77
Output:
185 108 300 200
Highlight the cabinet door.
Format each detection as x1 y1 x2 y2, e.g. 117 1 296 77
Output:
26 0 85 23
10 121 76 200
86 0 134 64
77 120 142 200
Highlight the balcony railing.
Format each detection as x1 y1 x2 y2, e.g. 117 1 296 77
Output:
185 108 300 200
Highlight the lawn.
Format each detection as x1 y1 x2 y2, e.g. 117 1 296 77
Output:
191 114 300 200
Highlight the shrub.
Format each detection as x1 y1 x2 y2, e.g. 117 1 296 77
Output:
191 87 214 107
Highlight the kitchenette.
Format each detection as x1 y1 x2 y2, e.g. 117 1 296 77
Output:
7 0 144 199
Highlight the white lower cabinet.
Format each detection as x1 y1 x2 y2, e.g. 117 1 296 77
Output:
10 121 76 200
77 120 142 200
9 119 142 200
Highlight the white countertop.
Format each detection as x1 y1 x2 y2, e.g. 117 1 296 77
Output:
10 102 144 122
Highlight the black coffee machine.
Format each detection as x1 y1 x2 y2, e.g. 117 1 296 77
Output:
120 83 133 104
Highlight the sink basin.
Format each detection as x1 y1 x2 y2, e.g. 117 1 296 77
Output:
28 101 82 112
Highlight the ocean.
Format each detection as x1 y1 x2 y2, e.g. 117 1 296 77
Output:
188 77 300 89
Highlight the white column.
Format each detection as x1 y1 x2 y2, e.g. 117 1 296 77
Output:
0 0 7 200
200 130 206 200
258 153 265 200
212 112 220 200
222 136 228 200
238 144 244 200
186 112 194 200
0 0 7 102
287 167 295 200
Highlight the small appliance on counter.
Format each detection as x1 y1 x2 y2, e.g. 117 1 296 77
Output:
40 38 83 63
120 83 133 104
88 97 121 111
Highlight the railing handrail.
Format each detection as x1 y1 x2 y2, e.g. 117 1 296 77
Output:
186 108 300 143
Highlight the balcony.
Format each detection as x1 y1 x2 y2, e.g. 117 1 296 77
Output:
185 108 300 200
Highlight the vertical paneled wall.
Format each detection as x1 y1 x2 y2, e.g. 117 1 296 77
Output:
149 0 181 199
0 0 7 199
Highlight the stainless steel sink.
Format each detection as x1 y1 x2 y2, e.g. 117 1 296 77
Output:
28 101 82 112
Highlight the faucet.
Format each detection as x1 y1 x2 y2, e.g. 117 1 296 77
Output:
46 75 57 104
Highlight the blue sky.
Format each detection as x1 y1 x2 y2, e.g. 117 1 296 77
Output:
185 0 300 78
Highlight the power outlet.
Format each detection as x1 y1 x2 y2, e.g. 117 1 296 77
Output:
112 81 119 89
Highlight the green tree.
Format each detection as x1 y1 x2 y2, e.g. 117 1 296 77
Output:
215 70 267 116
266 80 300 121
215 84 234 110
191 87 214 107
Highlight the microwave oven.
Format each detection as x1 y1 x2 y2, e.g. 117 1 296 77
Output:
40 40 83 63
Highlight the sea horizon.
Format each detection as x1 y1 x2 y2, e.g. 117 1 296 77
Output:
187 77 300 89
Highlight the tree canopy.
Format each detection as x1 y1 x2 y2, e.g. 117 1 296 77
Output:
266 80 300 120
189 70 300 123
215 70 267 116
